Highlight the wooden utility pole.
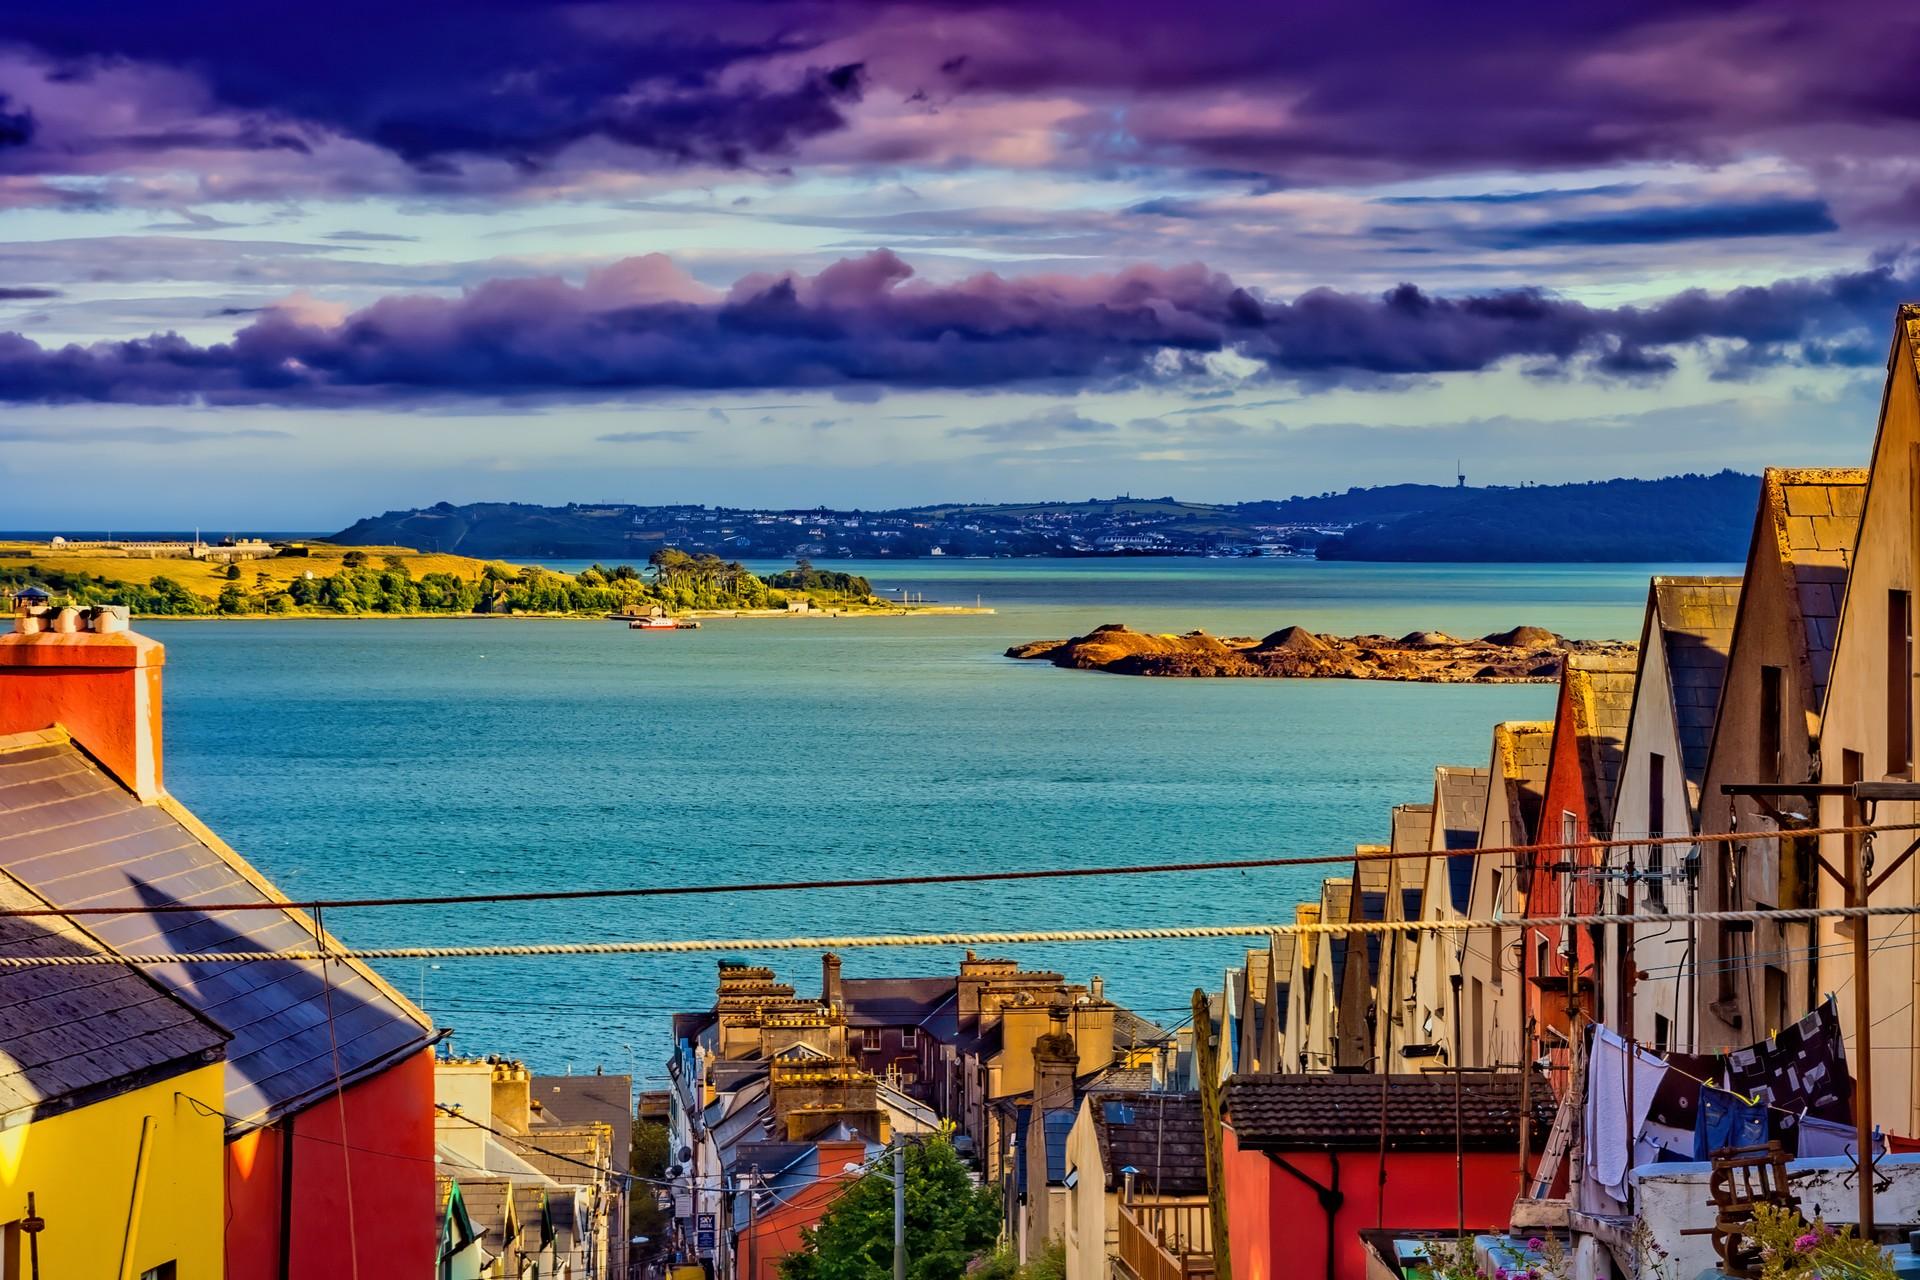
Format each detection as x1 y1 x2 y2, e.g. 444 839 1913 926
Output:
1851 829 1875 1238
1193 988 1233 1280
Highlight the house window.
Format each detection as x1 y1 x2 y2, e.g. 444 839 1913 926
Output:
901 1027 918 1048
1891 590 1913 776
1654 1013 1671 1055
139 1266 178 1280
1559 811 1579 962
1489 871 1505 988
1759 665 1783 783
848 1028 865 1051
1647 753 1666 909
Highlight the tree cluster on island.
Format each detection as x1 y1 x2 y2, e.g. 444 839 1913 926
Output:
0 549 877 618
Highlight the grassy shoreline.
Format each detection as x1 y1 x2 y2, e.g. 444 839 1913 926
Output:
132 605 995 622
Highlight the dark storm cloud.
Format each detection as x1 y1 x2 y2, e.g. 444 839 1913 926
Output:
1473 199 1839 248
0 248 1914 406
0 3 864 183
0 287 61 300
2 2 1919 196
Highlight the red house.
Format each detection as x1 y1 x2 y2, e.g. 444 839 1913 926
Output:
1521 652 1635 1076
735 1138 869 1280
0 610 438 1279
1223 1073 1553 1280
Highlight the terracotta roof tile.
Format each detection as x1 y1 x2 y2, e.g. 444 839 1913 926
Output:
1089 1092 1206 1195
1224 1072 1554 1151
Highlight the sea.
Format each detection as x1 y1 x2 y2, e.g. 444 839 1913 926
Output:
144 558 1733 1088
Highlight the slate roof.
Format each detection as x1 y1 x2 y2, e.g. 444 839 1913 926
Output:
1435 767 1489 911
1351 849 1390 984
1491 722 1554 850
1089 1092 1206 1194
455 1176 525 1255
1767 468 1867 713
1112 1004 1168 1051
0 868 228 1121
0 731 432 1131
840 976 957 1028
532 1073 634 1173
1321 879 1352 991
1648 577 1741 788
1224 1072 1555 1151
1562 654 1638 832
1390 806 1432 859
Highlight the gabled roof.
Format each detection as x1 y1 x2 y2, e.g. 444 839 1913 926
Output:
1558 653 1638 832
1757 467 1866 720
1321 879 1352 991
0 731 431 1131
532 1073 634 1173
1224 1072 1555 1151
1390 805 1432 857
0 868 227 1122
1435 767 1490 911
1089 1092 1206 1195
840 976 958 1028
1644 576 1740 790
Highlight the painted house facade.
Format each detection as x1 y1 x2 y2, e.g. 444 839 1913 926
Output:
0 611 439 1279
1814 305 1920 1136
1377 802 1434 1069
1605 577 1739 1051
1695 468 1866 1051
0 868 230 1279
1522 653 1636 1076
1441 724 1549 1072
1417 767 1488 1067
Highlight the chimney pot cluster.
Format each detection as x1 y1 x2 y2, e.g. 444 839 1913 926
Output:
13 604 130 636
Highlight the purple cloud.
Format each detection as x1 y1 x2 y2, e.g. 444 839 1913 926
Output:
1 1 1918 199
0 248 1914 406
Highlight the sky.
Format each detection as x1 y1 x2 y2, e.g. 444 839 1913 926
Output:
2 0 1918 528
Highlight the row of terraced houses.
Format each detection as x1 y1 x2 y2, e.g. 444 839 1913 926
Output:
1217 305 1920 1278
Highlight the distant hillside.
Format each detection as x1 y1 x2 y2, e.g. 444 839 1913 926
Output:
1312 471 1758 562
332 472 1762 562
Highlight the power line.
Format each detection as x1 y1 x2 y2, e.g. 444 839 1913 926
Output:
6 820 1904 919
16 899 1920 967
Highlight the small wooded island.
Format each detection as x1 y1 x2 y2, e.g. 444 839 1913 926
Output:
1006 623 1633 682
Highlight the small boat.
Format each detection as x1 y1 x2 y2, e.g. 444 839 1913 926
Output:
629 616 699 630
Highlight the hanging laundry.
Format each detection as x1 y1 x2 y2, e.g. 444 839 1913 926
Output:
1586 1027 1669 1200
1723 998 1853 1125
1694 1086 1768 1158
1646 1052 1717 1131
1796 1114 1884 1160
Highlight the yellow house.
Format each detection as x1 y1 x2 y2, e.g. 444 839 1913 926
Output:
0 860 228 1280
1815 304 1920 1136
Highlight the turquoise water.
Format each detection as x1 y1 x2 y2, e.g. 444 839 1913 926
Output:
147 559 1730 1082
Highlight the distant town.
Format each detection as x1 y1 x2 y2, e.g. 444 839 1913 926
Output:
332 471 1763 563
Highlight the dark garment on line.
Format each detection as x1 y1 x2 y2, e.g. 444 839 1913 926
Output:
1646 1052 1717 1131
1695 1087 1768 1158
1723 998 1853 1125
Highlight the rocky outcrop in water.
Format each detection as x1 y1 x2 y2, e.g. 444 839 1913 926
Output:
1005 623 1633 682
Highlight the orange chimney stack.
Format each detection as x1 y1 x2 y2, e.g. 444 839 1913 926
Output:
0 604 165 800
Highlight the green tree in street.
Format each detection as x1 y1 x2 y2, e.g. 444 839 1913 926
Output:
780 1136 999 1280
631 1120 670 1240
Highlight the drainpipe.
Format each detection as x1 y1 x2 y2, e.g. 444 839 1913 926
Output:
278 1116 298 1280
1268 1153 1342 1280
116 1116 156 1280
